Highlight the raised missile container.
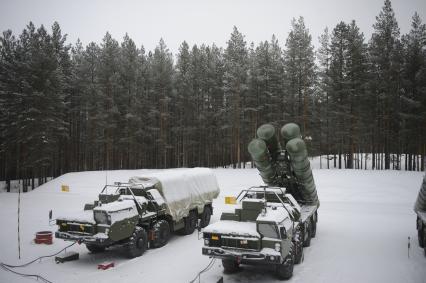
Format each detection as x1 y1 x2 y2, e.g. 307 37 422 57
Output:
248 123 319 207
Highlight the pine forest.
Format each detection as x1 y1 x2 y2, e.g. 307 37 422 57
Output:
1 0 425 190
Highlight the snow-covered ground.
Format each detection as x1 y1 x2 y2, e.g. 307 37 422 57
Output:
0 169 425 283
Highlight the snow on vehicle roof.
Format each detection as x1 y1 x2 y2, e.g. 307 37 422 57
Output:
257 206 290 224
203 220 260 238
94 199 139 224
118 195 148 206
57 210 95 224
94 199 136 212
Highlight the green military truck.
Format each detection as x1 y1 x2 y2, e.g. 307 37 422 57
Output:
414 174 426 256
55 168 220 258
202 123 319 280
202 186 317 280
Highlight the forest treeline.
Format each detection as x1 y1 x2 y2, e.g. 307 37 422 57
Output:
1 0 425 190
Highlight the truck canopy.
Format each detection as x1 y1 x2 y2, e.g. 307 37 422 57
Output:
129 168 220 221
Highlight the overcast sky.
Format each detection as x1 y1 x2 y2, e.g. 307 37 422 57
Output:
1 0 425 54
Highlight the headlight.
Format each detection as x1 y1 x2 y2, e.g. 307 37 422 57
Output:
204 238 210 246
275 243 281 252
94 211 110 224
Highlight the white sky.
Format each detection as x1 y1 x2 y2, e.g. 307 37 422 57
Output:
1 0 425 54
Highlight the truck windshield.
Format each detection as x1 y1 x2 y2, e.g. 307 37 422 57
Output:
258 223 279 238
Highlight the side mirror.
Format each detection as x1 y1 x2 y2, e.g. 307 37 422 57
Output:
197 219 202 232
48 210 54 226
280 226 286 238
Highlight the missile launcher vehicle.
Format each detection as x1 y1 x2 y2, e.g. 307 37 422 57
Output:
414 174 426 256
55 168 219 258
202 123 319 280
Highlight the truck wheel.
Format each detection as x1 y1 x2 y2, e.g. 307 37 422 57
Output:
294 226 304 264
200 206 212 228
424 232 426 257
311 215 317 238
418 221 424 248
181 211 197 235
151 220 170 248
303 220 312 247
126 227 148 258
276 245 294 280
222 259 239 273
86 244 105 253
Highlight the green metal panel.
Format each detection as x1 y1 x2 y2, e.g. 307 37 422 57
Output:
220 212 240 221
241 209 261 222
242 200 265 210
99 194 120 204
108 215 138 241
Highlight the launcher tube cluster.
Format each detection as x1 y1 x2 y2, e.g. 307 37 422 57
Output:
248 123 319 207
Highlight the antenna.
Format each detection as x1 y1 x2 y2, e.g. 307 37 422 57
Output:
17 184 21 259
105 170 108 186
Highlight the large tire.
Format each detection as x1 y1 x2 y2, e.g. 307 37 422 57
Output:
418 220 424 248
276 245 294 280
222 259 240 273
311 214 317 238
181 211 197 235
151 220 170 248
126 226 148 258
86 244 105 253
423 231 426 257
200 206 212 228
294 225 304 264
303 220 312 247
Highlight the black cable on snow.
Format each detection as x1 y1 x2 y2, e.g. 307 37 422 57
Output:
1 241 77 268
0 263 53 283
189 258 216 283
0 240 78 283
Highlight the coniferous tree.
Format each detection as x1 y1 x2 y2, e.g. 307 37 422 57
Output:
284 17 316 134
149 39 174 168
369 0 402 169
401 12 426 171
317 28 332 168
174 41 193 167
223 27 249 168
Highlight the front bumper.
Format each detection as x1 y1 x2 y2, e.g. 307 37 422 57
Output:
202 246 281 264
55 231 112 246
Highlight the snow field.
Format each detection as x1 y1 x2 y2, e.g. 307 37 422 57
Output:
0 169 425 283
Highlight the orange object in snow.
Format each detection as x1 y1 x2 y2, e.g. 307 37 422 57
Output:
35 231 53 244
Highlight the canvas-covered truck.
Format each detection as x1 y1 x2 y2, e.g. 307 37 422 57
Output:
414 174 426 256
202 123 319 280
55 168 220 258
